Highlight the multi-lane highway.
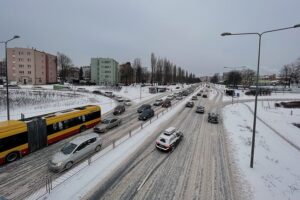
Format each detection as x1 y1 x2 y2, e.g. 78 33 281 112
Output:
87 87 239 200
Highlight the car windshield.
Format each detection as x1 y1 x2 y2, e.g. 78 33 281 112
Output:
102 119 110 124
61 142 77 155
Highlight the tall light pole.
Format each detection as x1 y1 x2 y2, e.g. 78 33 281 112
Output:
221 24 300 168
1 35 20 120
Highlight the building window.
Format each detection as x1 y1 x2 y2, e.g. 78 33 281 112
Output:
27 52 30 55
19 64 24 68
28 71 31 74
105 70 111 73
19 71 24 74
27 58 31 62
28 65 31 68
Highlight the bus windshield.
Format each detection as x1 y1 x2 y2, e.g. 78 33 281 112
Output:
61 143 77 155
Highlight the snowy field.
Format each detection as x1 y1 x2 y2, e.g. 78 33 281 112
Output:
223 101 300 200
0 89 115 121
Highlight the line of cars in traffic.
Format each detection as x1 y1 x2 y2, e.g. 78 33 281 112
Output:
48 86 199 172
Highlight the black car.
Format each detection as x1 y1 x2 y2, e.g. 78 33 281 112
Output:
138 108 154 120
208 113 219 123
137 104 151 113
196 106 205 114
162 99 171 108
185 101 194 108
113 105 125 115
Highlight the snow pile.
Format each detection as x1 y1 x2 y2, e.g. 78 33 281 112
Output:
223 103 300 200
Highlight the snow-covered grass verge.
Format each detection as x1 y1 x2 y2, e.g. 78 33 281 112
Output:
28 89 193 200
0 90 116 121
223 103 300 200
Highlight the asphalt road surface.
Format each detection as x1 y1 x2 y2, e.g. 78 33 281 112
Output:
88 87 239 200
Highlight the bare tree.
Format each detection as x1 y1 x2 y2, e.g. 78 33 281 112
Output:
173 65 177 83
241 69 255 88
57 52 73 83
133 58 142 83
150 53 157 84
156 58 163 84
210 73 219 84
280 64 293 88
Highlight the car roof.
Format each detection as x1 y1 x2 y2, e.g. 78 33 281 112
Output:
165 127 176 133
105 116 119 120
70 133 99 145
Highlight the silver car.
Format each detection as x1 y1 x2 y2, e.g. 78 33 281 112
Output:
48 133 102 172
94 117 121 133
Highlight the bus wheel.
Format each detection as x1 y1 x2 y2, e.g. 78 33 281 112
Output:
65 162 73 170
6 152 19 163
80 125 86 132
95 145 102 152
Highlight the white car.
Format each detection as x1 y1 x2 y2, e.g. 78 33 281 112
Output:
124 99 132 106
116 96 124 102
155 127 183 152
48 133 102 172
166 94 174 100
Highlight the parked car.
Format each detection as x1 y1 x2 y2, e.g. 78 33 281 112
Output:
185 101 194 108
92 90 102 95
192 95 198 100
155 127 183 152
197 92 202 96
116 95 124 102
162 99 171 108
77 88 88 92
176 95 183 100
166 94 174 100
104 91 114 97
208 112 219 123
124 99 132 106
196 106 205 114
153 99 163 106
94 117 121 133
202 93 208 98
138 108 154 120
137 104 151 113
113 105 125 115
48 133 102 172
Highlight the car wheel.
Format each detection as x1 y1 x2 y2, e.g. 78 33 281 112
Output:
6 152 19 163
95 145 102 152
64 161 73 170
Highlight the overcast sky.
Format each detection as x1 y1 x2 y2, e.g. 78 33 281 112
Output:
1 0 299 76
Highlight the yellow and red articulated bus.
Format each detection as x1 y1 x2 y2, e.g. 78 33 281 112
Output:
0 105 101 165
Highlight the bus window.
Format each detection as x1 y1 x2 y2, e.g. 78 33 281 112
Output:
58 122 63 130
82 115 86 122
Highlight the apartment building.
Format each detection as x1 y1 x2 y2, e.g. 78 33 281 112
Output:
7 47 57 85
91 58 119 85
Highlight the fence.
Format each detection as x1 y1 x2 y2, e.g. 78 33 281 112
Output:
26 92 188 200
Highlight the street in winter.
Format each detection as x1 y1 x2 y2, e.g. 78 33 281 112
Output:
1 1 300 200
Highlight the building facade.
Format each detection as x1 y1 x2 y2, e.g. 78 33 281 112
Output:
7 47 57 85
81 66 91 81
91 58 119 85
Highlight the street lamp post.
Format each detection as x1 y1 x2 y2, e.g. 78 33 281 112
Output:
221 24 300 168
1 35 20 120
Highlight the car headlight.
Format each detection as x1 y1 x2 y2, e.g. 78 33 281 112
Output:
55 161 63 166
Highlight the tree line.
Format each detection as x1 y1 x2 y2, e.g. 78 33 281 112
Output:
212 56 300 88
